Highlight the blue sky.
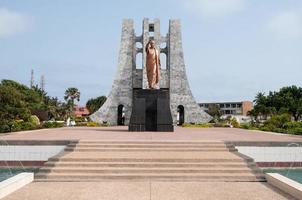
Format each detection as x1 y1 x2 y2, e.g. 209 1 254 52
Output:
1 0 302 105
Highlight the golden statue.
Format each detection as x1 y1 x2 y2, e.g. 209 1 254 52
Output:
145 40 160 89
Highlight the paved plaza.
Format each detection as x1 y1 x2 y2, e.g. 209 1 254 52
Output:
1 126 302 142
1 127 302 199
3 182 295 200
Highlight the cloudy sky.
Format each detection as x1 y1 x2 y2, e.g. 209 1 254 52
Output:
0 0 302 105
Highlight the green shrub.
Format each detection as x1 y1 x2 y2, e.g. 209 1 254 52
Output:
286 127 302 135
213 122 230 127
20 122 36 130
87 122 100 127
260 124 284 133
240 123 250 129
74 117 86 123
29 115 40 126
75 122 88 126
9 121 22 132
42 121 64 128
0 123 10 133
283 121 302 129
231 118 239 128
182 123 213 128
263 114 291 129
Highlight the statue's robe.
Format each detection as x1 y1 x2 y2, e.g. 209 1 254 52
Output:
146 47 160 89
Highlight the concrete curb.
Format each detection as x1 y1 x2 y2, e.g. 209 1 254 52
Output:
0 172 33 199
266 173 302 199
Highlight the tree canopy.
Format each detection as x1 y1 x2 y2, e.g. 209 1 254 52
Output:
86 96 107 113
250 86 302 121
0 79 68 122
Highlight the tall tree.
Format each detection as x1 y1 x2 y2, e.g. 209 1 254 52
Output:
0 84 31 122
64 87 80 115
206 104 221 119
86 96 107 113
251 86 302 121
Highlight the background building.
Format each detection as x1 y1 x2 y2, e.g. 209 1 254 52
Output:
73 106 90 117
199 101 253 116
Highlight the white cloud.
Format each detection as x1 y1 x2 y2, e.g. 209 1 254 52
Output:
268 10 302 40
0 7 32 38
183 0 247 18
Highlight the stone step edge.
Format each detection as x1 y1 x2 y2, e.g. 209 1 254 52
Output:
71 145 229 148
34 178 266 182
43 163 255 167
75 141 226 144
64 148 237 152
48 158 250 162
38 168 257 173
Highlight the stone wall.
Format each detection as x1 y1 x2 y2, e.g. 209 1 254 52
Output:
90 19 134 125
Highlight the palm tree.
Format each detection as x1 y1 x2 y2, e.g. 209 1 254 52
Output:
64 87 80 116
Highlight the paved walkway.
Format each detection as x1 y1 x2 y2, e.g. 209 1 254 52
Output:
1 127 301 199
1 126 302 142
3 182 295 200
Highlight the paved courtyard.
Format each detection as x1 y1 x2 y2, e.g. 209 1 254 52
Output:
3 182 295 200
1 126 302 142
1 127 302 200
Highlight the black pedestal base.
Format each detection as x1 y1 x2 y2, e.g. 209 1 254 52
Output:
129 89 174 132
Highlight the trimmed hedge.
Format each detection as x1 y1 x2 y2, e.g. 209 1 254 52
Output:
182 123 214 128
42 121 64 128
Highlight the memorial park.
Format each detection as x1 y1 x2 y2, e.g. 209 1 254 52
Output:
0 1 302 199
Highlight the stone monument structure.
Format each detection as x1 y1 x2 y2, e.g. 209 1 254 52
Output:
90 18 212 127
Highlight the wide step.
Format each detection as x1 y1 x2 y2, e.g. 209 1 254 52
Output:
65 147 236 152
38 167 256 173
35 173 265 182
35 141 264 182
44 161 255 168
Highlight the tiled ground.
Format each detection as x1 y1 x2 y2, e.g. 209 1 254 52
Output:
1 126 302 142
3 181 295 200
1 127 301 200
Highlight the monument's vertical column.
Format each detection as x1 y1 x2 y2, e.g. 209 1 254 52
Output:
90 19 135 125
169 19 212 124
142 18 149 89
153 19 161 49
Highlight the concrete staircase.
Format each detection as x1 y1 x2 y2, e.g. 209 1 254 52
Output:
35 141 265 182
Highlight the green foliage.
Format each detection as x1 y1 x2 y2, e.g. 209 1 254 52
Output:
213 122 231 128
20 122 37 131
75 121 110 127
74 116 87 123
231 118 240 128
206 104 221 119
3 120 37 132
87 122 101 127
42 121 64 128
256 114 302 135
64 87 80 117
86 96 107 113
0 123 10 133
251 86 302 121
263 114 291 129
240 123 251 129
75 122 88 126
182 123 214 128
0 79 72 133
0 82 31 122
283 121 302 129
29 115 40 126
285 128 302 135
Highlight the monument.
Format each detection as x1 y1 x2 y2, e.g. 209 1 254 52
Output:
90 18 212 130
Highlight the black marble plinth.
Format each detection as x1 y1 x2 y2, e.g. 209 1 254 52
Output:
129 89 174 132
